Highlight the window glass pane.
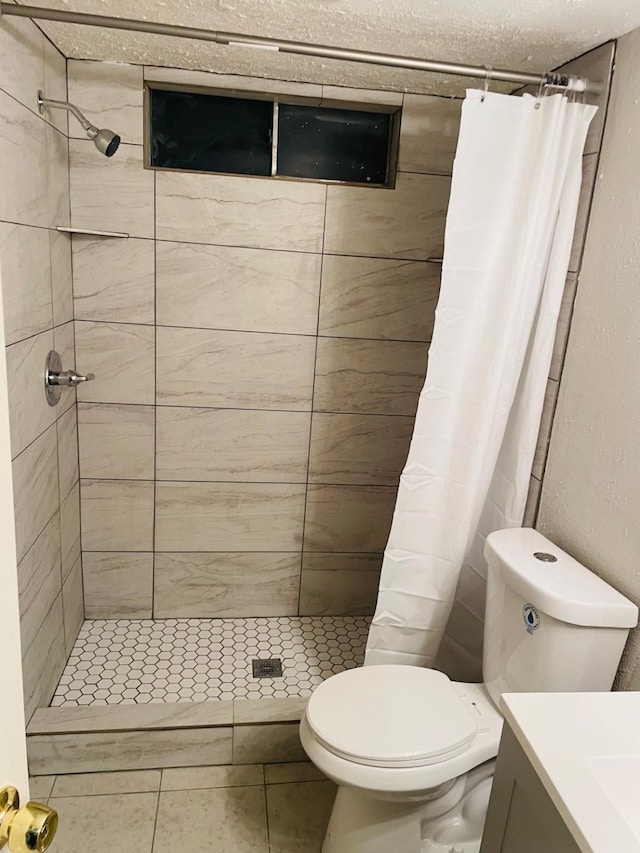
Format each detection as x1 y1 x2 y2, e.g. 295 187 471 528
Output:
150 88 273 176
277 104 391 184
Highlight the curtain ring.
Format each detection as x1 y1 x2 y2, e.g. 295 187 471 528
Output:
481 66 492 102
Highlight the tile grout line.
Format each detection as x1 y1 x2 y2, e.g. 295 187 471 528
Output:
152 168 158 619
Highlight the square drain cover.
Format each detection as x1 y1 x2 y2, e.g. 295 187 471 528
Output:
252 658 283 678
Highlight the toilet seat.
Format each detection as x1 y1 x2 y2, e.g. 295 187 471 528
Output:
305 665 479 769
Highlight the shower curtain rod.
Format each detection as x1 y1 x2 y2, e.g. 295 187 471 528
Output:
0 2 595 93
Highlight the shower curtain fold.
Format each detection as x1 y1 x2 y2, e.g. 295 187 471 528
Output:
365 89 597 668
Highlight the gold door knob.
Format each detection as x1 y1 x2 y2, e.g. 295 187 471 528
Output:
0 787 58 852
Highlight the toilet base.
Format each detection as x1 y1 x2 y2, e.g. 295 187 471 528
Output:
322 763 494 853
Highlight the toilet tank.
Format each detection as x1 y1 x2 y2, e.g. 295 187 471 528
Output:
482 528 638 708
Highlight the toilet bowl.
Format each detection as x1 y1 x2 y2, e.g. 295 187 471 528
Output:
300 528 639 853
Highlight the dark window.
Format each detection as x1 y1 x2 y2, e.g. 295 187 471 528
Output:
278 104 391 184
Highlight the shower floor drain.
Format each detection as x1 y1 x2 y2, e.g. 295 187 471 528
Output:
252 658 283 678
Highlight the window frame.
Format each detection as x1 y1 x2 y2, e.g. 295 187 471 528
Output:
144 81 401 189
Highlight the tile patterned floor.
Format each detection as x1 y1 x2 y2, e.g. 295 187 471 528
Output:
52 616 370 706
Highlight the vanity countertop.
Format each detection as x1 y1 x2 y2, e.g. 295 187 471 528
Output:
501 691 640 853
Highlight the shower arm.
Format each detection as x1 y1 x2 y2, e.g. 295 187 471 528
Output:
36 92 99 137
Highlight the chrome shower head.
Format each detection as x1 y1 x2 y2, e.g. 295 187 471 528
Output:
37 90 121 158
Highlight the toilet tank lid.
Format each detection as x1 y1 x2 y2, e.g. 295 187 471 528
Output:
484 529 638 629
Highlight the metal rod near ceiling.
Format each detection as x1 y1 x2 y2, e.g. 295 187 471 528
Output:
0 2 596 93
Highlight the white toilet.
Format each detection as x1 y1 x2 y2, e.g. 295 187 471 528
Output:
300 528 638 853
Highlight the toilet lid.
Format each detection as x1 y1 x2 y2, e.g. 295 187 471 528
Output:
306 665 478 768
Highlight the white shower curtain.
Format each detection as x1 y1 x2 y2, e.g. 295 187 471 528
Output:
365 89 596 668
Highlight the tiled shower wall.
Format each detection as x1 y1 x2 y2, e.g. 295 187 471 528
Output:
68 60 462 620
0 15 83 720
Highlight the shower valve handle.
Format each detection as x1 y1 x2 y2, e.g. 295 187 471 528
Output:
53 369 95 386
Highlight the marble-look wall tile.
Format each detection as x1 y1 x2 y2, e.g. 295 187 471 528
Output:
46 123 70 228
314 337 427 416
0 14 44 110
299 553 382 615
155 241 321 335
398 95 461 175
68 60 143 145
155 482 306 552
303 484 396 552
83 552 153 618
17 515 62 656
532 379 559 480
550 273 579 382
324 172 450 260
0 223 52 345
75 321 155 405
56 404 79 501
0 89 48 227
78 403 155 480
156 327 315 411
12 424 59 561
523 476 542 528
81 479 154 552
309 412 413 486
42 38 68 136
73 236 155 324
22 595 66 722
154 552 300 617
6 329 56 458
234 698 308 725
53 321 76 416
232 723 306 764
62 557 84 655
49 229 73 328
156 171 325 251
60 482 81 580
70 141 154 238
156 407 310 483
569 154 598 273
319 255 439 342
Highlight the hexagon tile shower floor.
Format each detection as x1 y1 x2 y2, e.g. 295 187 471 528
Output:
51 616 371 705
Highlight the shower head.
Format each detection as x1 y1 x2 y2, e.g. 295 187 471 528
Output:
37 90 121 157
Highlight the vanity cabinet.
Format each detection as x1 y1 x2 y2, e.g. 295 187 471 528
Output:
480 723 583 853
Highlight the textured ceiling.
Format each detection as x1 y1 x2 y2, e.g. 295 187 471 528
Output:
15 0 640 95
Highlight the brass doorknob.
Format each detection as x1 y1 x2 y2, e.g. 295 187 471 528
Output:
0 787 58 852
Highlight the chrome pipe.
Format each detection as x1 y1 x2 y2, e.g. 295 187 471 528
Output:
0 2 595 93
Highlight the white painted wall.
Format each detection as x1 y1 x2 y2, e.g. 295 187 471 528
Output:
538 26 640 690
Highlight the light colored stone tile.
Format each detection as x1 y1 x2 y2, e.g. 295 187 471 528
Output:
266 780 336 853
70 140 154 238
22 595 66 722
145 66 322 102
42 37 68 135
57 405 79 501
156 241 321 335
28 727 233 774
60 482 81 580
73 236 155 324
299 552 382 615
48 793 157 853
0 223 52 346
0 89 48 227
156 170 325 251
12 424 59 561
75 321 155 405
234 697 308 725
68 60 144 146
303 484 396 552
49 229 73 327
156 407 310 483
154 787 268 853
155 482 305 552
569 153 597 273
53 321 77 417
321 85 402 106
78 403 155 480
550 272 578 382
264 762 326 785
83 552 153 618
156 327 315 410
62 556 84 655
0 13 44 111
6 329 56 458
46 122 70 228
52 770 161 798
325 172 449 260
18 514 62 657
233 724 306 765
523 476 542 528
161 765 263 791
29 776 56 800
398 94 461 175
314 337 427 415
532 379 559 480
319 254 439 342
154 552 300 618
309 412 413 486
81 479 154 551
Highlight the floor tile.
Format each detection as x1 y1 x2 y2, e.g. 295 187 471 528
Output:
161 764 264 791
265 762 326 785
266 780 336 853
51 769 161 797
29 775 56 800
